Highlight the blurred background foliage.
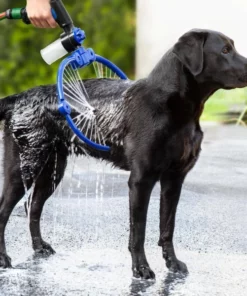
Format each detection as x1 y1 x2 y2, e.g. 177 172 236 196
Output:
0 0 135 96
203 88 247 123
0 1 247 123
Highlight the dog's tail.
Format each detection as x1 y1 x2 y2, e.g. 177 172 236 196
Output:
0 95 18 121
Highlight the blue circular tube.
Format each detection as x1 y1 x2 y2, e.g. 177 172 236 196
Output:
95 55 128 80
57 53 128 151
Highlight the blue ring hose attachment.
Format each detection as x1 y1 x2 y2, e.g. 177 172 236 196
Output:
57 50 128 151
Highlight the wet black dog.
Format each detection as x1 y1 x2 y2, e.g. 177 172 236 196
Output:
0 29 247 279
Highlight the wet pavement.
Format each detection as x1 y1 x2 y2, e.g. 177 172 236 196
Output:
0 124 247 296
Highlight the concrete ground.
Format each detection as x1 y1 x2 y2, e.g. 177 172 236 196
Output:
0 125 246 296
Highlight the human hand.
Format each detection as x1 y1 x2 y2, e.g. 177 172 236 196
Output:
26 0 57 28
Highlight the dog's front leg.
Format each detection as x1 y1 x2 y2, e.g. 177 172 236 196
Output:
128 170 158 280
158 173 188 273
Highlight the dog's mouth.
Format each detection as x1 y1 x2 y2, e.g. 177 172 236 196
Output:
222 74 247 90
224 73 247 89
238 73 247 84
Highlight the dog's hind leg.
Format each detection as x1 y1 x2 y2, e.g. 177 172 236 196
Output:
128 169 158 280
0 133 25 268
28 146 67 257
0 175 25 268
158 172 188 273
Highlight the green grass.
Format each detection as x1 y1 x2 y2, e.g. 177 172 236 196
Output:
202 88 247 122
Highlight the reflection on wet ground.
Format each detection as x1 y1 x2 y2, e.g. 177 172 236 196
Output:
0 125 247 295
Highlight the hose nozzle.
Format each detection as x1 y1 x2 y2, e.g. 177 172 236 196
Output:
5 8 30 23
40 28 86 65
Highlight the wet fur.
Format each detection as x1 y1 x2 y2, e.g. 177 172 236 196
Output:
1 29 247 278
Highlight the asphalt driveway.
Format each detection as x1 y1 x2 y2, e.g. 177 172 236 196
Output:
0 124 246 296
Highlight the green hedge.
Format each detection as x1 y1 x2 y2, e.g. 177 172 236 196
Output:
0 0 135 96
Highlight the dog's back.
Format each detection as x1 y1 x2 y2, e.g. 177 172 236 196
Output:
0 79 134 181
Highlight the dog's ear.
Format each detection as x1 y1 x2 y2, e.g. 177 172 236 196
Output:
172 31 207 76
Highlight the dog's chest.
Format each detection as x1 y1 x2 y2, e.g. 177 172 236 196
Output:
166 125 203 173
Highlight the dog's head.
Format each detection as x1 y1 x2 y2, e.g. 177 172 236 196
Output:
173 29 247 89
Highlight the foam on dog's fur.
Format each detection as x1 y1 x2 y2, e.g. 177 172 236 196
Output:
6 80 133 185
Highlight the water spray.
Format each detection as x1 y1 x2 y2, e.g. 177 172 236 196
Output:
0 0 128 151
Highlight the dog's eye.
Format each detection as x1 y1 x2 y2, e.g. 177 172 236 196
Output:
222 46 230 54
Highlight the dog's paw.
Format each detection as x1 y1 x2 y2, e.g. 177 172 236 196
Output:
0 253 12 268
34 241 56 257
166 259 188 273
133 265 156 280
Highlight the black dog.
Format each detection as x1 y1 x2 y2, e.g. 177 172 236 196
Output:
0 29 247 279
